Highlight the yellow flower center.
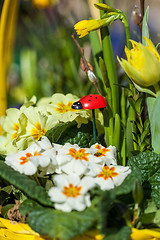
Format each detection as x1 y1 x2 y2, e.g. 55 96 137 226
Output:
97 166 118 180
19 151 42 165
31 122 47 141
12 123 19 140
55 101 76 113
62 183 82 198
94 144 110 157
67 148 89 161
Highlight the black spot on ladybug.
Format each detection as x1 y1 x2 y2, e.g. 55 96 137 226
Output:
89 95 92 97
88 99 91 101
95 97 98 99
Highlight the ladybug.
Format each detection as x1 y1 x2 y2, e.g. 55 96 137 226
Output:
72 94 107 110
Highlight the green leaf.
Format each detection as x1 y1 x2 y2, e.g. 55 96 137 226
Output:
146 94 160 153
20 199 98 240
56 121 101 148
103 226 131 240
0 161 53 207
45 121 77 143
100 189 131 240
135 95 144 114
142 6 150 45
115 170 142 196
128 151 160 207
128 96 136 112
1 204 14 218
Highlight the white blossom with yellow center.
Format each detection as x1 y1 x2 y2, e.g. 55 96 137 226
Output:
95 165 131 191
56 143 93 176
5 136 57 175
48 173 95 212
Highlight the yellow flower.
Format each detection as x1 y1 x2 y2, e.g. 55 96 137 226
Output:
131 228 160 240
37 93 90 128
74 18 111 38
32 0 57 8
118 37 160 88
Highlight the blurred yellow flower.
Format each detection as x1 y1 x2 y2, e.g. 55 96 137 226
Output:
32 0 57 8
131 228 160 240
118 37 160 88
74 18 110 38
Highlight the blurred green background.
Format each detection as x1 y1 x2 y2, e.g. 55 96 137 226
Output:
0 0 159 107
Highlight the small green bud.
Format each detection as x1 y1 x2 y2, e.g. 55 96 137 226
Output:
132 179 143 204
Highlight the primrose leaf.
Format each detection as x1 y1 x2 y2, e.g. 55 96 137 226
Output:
0 161 53 207
128 151 160 207
20 199 98 240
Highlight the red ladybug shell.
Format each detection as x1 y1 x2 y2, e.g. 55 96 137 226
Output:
72 94 107 110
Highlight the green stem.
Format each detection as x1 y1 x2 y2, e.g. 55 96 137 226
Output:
122 13 131 50
92 109 97 144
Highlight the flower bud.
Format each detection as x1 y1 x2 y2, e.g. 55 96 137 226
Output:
118 37 160 88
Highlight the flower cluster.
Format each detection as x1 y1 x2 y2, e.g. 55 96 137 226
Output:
5 136 131 212
0 93 92 155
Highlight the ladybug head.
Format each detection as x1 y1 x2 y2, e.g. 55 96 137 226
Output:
71 101 83 109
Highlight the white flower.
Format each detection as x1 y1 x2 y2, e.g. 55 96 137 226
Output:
5 137 57 175
56 143 93 176
5 148 38 175
48 174 95 212
90 144 117 165
94 165 131 191
85 144 117 177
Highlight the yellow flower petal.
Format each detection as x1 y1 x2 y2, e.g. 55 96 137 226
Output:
131 228 160 240
118 37 160 88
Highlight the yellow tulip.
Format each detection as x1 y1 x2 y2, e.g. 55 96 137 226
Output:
118 37 160 88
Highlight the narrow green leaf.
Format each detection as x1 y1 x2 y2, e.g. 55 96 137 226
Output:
0 161 53 207
142 6 150 45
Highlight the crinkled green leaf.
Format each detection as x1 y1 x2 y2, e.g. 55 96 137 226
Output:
20 199 98 240
128 151 160 207
56 121 101 148
45 121 77 143
0 161 53 207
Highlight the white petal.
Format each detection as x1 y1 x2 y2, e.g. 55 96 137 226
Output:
48 187 66 203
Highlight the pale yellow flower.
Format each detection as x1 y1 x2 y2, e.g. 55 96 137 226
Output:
37 93 90 128
16 106 59 150
118 37 160 88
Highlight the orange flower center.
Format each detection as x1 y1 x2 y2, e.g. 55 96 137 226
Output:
68 148 89 161
19 151 42 165
97 166 118 180
55 101 76 113
94 144 110 157
12 123 19 140
62 183 82 198
31 122 47 141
